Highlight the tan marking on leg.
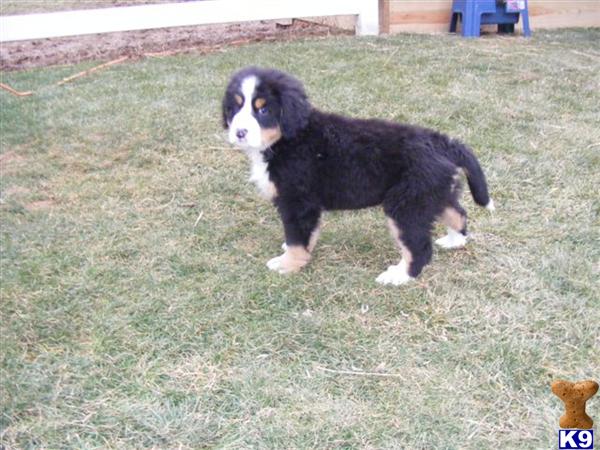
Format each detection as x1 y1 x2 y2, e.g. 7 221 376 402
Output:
307 219 322 253
278 245 311 272
387 218 413 268
260 126 282 148
377 218 415 285
439 207 465 232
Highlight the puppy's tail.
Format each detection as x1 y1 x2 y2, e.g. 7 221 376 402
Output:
447 139 494 210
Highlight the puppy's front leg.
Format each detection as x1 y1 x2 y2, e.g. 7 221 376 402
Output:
266 245 311 274
267 203 321 274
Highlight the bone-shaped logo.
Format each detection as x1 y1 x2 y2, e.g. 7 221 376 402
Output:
551 379 598 429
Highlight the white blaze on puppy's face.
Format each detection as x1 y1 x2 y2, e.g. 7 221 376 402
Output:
226 74 278 200
228 76 266 151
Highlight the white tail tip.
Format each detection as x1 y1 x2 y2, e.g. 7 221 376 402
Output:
486 199 495 211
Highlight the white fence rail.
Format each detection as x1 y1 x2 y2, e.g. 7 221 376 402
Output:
0 0 379 42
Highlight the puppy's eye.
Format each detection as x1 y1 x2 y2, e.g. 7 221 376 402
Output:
254 98 267 114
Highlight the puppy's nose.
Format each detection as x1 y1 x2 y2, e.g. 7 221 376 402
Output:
236 129 248 140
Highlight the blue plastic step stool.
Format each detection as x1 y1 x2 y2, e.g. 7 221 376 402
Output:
450 0 531 38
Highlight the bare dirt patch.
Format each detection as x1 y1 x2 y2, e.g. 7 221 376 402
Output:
0 151 27 174
0 19 351 71
3 186 30 198
25 199 57 211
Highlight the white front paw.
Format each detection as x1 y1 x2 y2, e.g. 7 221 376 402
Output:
375 263 413 286
266 254 299 274
281 242 288 251
267 246 310 274
267 255 285 273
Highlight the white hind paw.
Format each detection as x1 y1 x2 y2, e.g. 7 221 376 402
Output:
435 228 467 249
375 261 413 286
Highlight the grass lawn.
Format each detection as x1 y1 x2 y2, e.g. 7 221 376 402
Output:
0 1 173 15
1 29 599 449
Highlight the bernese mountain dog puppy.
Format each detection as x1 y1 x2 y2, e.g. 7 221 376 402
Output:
222 67 494 285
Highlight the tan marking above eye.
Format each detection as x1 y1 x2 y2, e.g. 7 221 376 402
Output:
254 97 266 109
234 94 243 105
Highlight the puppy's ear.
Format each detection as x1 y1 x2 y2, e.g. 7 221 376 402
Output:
278 76 311 139
222 73 241 130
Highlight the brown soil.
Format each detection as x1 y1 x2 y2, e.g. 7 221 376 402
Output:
0 19 351 71
0 151 27 174
25 199 56 211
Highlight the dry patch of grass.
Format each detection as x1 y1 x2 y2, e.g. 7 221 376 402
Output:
0 1 174 15
1 29 599 449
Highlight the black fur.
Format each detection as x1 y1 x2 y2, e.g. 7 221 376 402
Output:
223 67 492 279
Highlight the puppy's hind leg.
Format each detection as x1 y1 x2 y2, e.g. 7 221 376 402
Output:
376 214 434 286
435 202 468 249
376 218 413 286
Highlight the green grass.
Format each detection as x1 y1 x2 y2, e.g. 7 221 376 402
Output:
1 29 599 449
0 1 172 15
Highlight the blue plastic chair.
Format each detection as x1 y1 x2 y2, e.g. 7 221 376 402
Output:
450 0 531 38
